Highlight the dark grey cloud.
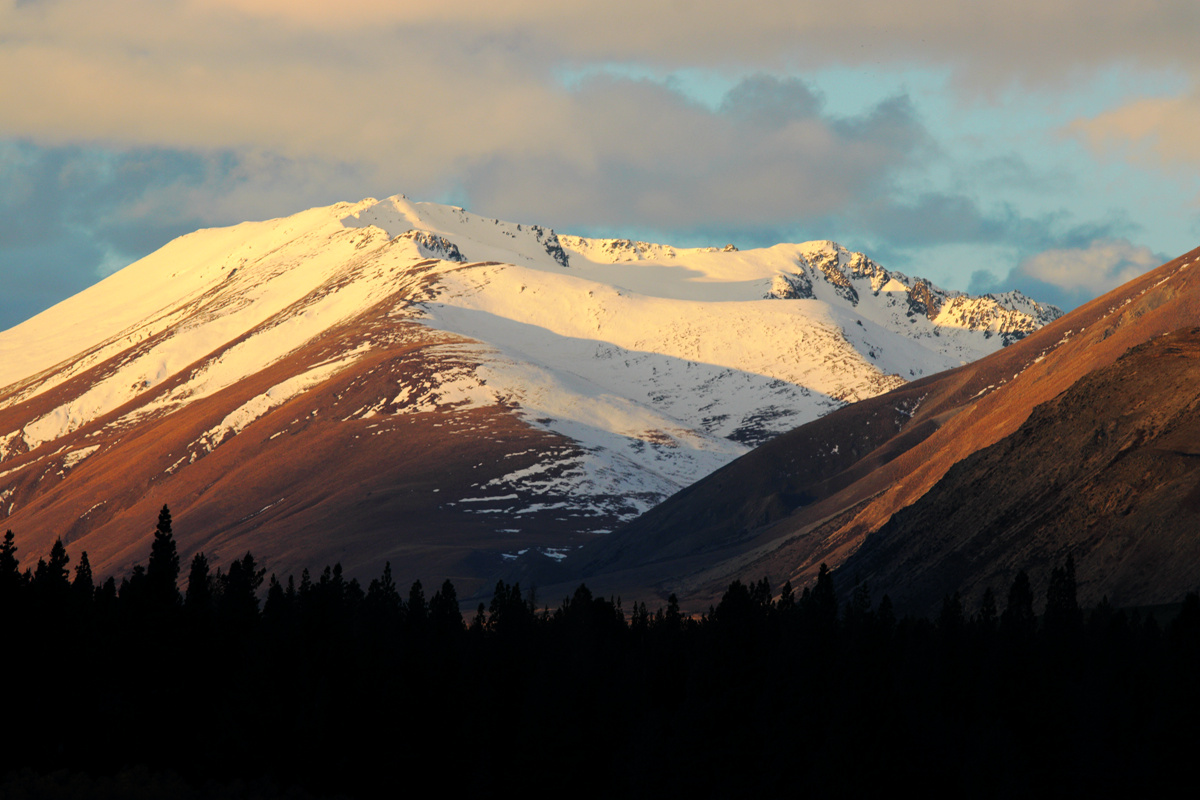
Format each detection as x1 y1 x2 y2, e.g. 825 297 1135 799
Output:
717 75 826 126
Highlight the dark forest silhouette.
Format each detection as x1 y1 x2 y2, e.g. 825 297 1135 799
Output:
3 508 1200 798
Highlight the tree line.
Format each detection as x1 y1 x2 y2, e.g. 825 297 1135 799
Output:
3 507 1200 798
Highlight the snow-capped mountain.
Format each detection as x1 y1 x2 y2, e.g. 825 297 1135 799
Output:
0 195 1059 588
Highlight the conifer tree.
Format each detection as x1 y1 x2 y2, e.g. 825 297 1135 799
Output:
72 551 94 600
429 579 463 634
777 580 795 613
938 591 965 638
147 504 181 607
34 539 71 593
1001 570 1036 639
663 593 683 631
1044 555 1081 636
219 552 265 622
365 561 403 632
811 563 838 627
876 594 896 635
0 530 22 603
367 562 401 607
263 574 292 627
407 579 428 629
845 578 872 631
976 587 998 632
184 552 211 614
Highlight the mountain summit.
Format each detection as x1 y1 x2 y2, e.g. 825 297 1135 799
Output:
0 195 1058 591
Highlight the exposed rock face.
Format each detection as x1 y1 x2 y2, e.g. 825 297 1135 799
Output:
767 272 814 300
400 230 465 262
528 225 570 268
906 279 941 320
804 245 861 306
555 236 680 262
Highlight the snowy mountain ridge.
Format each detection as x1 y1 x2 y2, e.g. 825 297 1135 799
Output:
0 194 1060 580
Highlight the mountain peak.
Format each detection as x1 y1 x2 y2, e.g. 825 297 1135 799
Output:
0 193 1061 590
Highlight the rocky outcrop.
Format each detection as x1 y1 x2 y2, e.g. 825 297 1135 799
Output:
400 231 465 262
528 224 570 268
906 279 942 320
766 272 814 299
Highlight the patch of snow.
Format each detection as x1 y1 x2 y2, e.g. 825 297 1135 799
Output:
61 445 100 470
193 352 367 454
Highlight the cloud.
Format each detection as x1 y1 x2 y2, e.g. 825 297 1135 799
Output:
1019 239 1161 292
2 1 1194 234
968 238 1166 310
5 1 1199 161
179 1 1200 82
461 75 931 230
1071 90 1200 167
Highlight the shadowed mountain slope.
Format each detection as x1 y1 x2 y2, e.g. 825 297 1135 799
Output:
842 326 1200 614
552 246 1200 611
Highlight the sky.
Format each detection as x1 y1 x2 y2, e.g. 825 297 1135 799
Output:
2 0 1199 331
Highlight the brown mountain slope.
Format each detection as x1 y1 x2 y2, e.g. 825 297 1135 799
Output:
841 326 1200 613
551 246 1200 610
0 311 594 597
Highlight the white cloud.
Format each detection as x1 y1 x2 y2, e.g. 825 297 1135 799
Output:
1018 239 1161 294
1070 90 1200 167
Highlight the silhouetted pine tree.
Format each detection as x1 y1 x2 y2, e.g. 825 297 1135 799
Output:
33 539 70 591
470 602 487 633
662 593 683 632
938 591 965 638
263 574 290 627
1044 555 1081 637
0 530 21 605
713 579 753 628
31 539 71 626
364 562 403 634
429 579 463 635
487 580 534 635
71 551 94 611
876 594 896 637
119 564 148 609
777 580 795 613
184 552 212 618
407 579 428 630
809 562 838 634
844 578 872 634
975 587 998 633
1169 591 1200 657
218 552 264 627
146 505 181 608
1001 570 1036 640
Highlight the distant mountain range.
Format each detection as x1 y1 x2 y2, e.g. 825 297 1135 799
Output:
555 246 1200 613
0 195 1058 594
